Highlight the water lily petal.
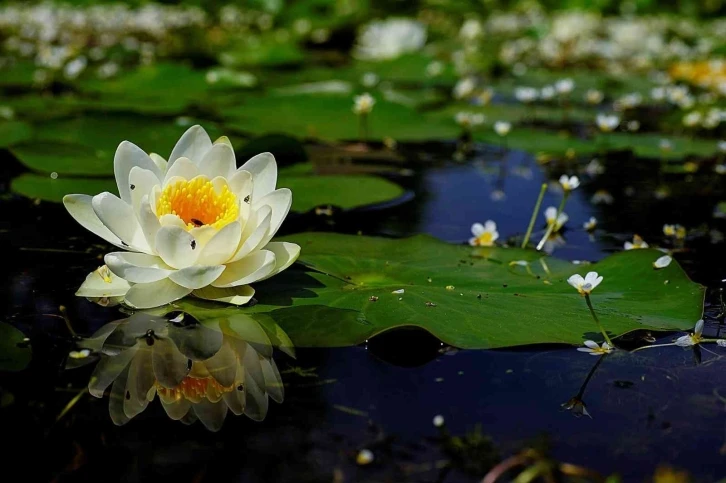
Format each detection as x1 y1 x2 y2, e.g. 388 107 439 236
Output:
104 252 173 283
200 142 236 180
114 141 162 204
191 399 227 432
152 337 190 389
192 285 255 306
164 156 199 184
92 192 150 253
168 125 212 168
128 167 160 214
75 267 131 298
155 226 199 269
63 194 128 250
257 242 300 281
204 342 238 388
168 265 225 289
88 345 138 398
160 397 191 421
139 196 161 251
149 153 168 173
583 340 599 349
212 250 276 288
240 152 277 202
230 207 271 262
229 169 252 199
124 278 192 309
471 223 485 236
567 274 584 289
261 358 284 404
197 222 242 266
253 188 292 245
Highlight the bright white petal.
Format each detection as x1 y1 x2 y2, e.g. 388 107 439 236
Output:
104 252 173 283
197 222 242 266
169 265 226 289
257 242 300 281
63 194 127 250
484 220 496 231
240 152 277 202
199 143 236 180
567 274 584 289
114 141 162 204
92 192 151 253
228 169 252 199
75 268 131 297
213 250 276 288
124 278 192 309
168 125 212 167
138 196 161 252
577 348 594 353
164 157 199 184
471 223 485 236
583 340 599 349
159 214 187 229
675 335 693 347
653 255 672 269
128 167 160 214
253 188 292 245
155 226 199 269
694 319 704 335
230 207 271 262
149 153 168 173
192 285 255 306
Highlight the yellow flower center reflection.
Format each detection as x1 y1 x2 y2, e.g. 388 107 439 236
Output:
156 177 238 230
156 376 235 404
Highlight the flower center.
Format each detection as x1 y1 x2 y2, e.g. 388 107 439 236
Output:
156 178 238 230
156 376 235 404
476 232 493 245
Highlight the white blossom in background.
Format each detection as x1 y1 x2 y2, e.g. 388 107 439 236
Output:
585 89 604 104
624 235 649 250
64 125 300 309
555 78 574 94
453 77 476 99
544 206 568 232
354 18 426 61
353 93 375 115
559 175 580 192
515 86 539 103
469 221 499 246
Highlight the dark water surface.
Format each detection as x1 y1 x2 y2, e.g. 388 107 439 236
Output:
1 143 726 482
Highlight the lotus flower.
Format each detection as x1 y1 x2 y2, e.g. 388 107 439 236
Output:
63 125 300 309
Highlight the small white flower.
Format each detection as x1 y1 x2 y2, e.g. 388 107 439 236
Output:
577 340 612 356
354 18 426 61
455 112 485 128
540 85 556 100
717 339 726 347
653 255 672 269
624 235 649 250
459 18 483 41
596 114 619 132
718 140 726 153
453 77 476 99
675 320 704 347
69 349 91 359
433 415 445 427
683 111 702 127
583 217 597 231
494 121 511 137
559 175 580 192
544 206 568 232
356 449 374 465
361 72 379 88
567 271 603 295
353 93 375 115
626 120 640 132
469 220 499 246
514 86 538 103
426 61 444 77
585 89 604 105
555 78 574 95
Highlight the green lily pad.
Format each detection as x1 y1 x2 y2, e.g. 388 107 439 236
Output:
0 323 31 372
11 173 117 202
10 142 112 176
280 174 405 211
0 121 32 148
177 233 703 349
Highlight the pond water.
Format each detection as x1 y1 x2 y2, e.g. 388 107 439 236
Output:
2 141 725 482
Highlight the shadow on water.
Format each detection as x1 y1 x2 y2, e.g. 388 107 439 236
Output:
1 140 726 481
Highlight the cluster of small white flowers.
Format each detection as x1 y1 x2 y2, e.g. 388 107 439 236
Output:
496 11 716 73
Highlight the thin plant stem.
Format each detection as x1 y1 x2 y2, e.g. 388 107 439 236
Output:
536 191 570 251
576 354 606 399
521 183 547 249
585 294 613 347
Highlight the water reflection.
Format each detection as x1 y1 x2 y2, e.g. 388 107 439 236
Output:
81 312 290 431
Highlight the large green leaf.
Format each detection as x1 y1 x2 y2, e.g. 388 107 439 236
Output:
0 323 31 372
177 233 704 349
11 173 117 202
280 174 405 211
0 121 32 148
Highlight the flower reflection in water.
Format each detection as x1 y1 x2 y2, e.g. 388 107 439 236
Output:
83 312 291 431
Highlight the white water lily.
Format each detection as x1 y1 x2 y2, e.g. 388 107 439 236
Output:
675 320 704 347
595 113 619 132
559 175 580 191
494 121 511 136
577 340 612 355
544 206 568 232
353 93 375 115
469 220 499 246
624 235 649 250
354 18 426 61
567 271 603 295
64 125 300 309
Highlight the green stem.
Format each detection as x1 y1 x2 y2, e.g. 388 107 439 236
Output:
521 183 548 249
585 294 613 347
536 191 570 251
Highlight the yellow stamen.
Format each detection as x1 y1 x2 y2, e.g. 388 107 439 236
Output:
473 232 493 246
156 177 238 231
96 266 112 283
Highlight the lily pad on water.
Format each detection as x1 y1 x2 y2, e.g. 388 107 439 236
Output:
11 173 117 203
0 121 32 148
177 233 703 349
0 323 31 372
